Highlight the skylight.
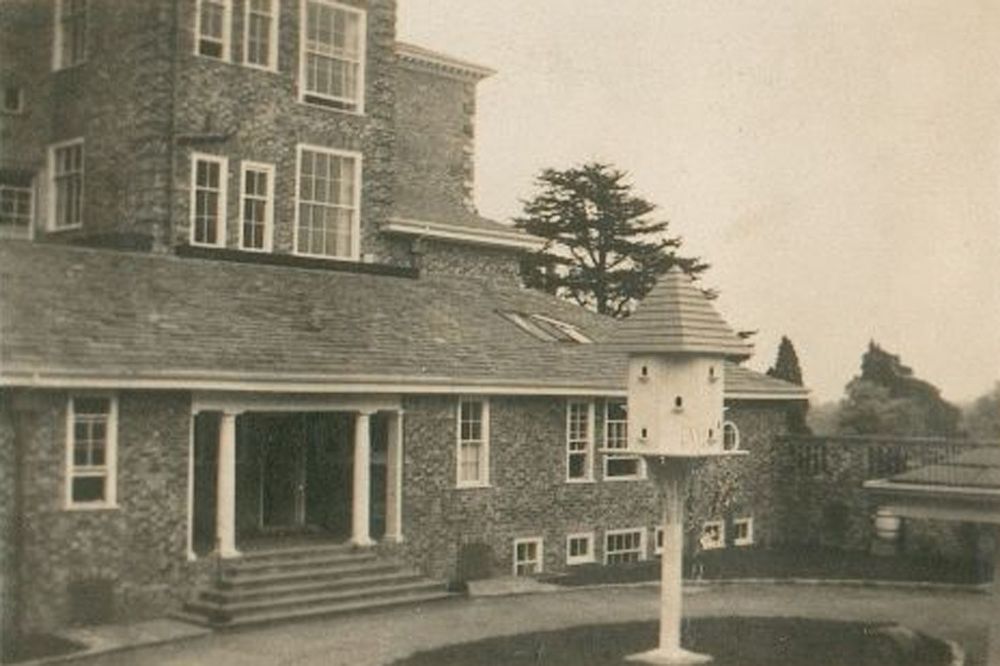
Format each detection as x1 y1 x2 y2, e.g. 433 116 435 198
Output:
498 311 593 344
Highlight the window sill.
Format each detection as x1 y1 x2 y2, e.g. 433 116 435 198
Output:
52 61 87 73
603 475 644 483
565 477 595 485
47 224 83 233
292 249 360 262
734 541 753 547
297 96 365 117
566 558 596 567
455 482 492 491
64 503 119 512
189 240 225 250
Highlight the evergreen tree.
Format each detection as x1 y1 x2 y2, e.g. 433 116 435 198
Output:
766 336 804 386
837 342 960 436
514 162 708 318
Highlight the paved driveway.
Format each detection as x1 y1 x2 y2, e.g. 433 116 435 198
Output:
73 584 993 665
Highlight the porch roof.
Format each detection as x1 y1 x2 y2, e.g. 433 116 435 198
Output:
0 241 807 399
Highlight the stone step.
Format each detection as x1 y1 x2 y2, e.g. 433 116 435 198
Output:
223 551 378 575
201 570 426 604
238 543 357 562
216 590 456 630
187 579 445 619
217 560 402 589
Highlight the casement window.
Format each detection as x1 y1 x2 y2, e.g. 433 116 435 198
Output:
190 153 228 247
300 0 366 112
0 183 33 239
700 521 725 551
239 161 274 251
294 145 360 259
513 538 543 576
722 421 740 451
53 0 87 70
456 399 489 487
566 532 595 566
566 400 594 482
48 139 84 231
733 517 754 547
605 528 646 564
66 396 117 509
244 0 278 69
196 0 232 60
2 86 24 114
653 527 664 556
604 400 642 480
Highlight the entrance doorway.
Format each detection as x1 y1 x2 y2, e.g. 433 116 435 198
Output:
191 410 389 556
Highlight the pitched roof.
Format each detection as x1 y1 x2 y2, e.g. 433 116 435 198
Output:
885 446 1000 490
607 267 753 359
0 242 803 399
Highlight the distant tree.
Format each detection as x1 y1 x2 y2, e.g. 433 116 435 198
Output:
514 162 708 318
766 336 809 433
766 336 804 386
837 342 960 436
963 383 1000 440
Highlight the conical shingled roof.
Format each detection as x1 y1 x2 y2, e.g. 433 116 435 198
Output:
607 267 753 359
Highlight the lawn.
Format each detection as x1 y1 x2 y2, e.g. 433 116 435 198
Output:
391 617 953 666
2 633 86 664
542 546 982 587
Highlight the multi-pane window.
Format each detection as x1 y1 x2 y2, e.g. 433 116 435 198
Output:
733 518 754 546
49 140 84 230
67 396 117 508
54 0 87 69
191 154 228 246
0 184 33 238
244 0 277 69
700 521 725 550
457 399 489 487
604 400 641 479
301 0 365 111
513 538 543 576
295 145 359 258
240 162 273 251
566 533 594 566
566 401 593 481
196 0 231 59
605 529 645 564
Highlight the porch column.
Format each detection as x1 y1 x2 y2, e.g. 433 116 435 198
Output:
385 410 404 542
216 410 241 559
352 410 375 547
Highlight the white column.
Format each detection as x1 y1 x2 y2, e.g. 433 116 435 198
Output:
385 410 404 543
352 410 374 547
629 459 709 665
215 410 240 559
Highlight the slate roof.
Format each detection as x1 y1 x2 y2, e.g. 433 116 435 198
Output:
607 267 753 359
0 241 805 399
885 447 1000 490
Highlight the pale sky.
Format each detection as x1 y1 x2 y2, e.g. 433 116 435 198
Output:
398 0 1000 405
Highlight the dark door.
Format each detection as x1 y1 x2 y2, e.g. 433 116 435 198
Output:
192 413 219 556
262 420 306 530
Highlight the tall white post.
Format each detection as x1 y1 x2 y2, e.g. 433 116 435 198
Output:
629 459 709 665
352 410 374 547
215 410 240 559
385 410 404 543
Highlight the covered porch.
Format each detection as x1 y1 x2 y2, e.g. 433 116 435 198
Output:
187 394 405 559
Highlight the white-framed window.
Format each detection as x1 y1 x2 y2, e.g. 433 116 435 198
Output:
653 526 664 556
190 153 228 247
2 86 24 114
0 184 33 239
566 532 595 566
566 400 594 482
48 139 84 231
244 0 278 69
456 398 489 488
65 395 117 509
723 421 740 451
195 0 232 60
605 528 646 564
53 0 87 70
300 0 366 113
733 517 754 547
700 521 725 551
604 400 642 480
239 161 274 251
513 538 543 576
294 144 361 259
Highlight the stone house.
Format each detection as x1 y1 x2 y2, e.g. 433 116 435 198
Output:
0 0 808 634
